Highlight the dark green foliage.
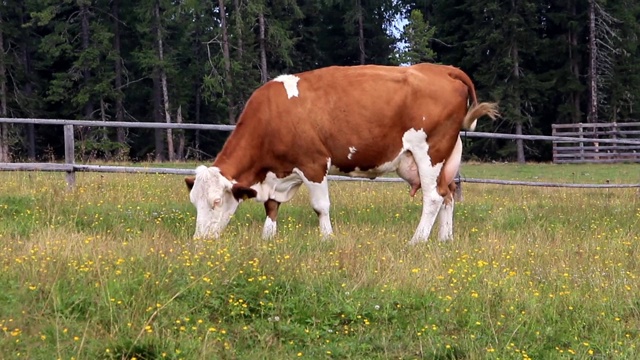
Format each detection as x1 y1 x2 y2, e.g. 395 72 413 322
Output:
393 9 437 65
0 0 639 162
411 0 640 161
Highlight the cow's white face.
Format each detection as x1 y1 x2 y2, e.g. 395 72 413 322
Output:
187 166 240 239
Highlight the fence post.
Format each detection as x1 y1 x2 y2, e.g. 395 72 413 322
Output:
612 122 619 160
552 124 557 163
64 125 76 188
578 125 584 162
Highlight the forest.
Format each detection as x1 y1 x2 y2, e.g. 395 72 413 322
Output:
0 0 638 163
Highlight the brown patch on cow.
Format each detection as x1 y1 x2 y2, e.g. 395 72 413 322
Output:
211 63 494 194
185 176 195 191
231 184 257 201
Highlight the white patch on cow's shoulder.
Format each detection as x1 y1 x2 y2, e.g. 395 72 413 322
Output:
251 171 303 203
347 146 357 160
273 74 300 99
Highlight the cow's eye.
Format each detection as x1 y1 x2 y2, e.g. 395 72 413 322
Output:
211 198 221 208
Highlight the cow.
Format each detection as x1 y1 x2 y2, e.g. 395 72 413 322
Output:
185 63 499 244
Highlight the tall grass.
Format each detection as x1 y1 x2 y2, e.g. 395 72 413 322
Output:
0 163 638 359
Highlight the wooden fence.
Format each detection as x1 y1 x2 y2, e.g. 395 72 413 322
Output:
552 122 640 164
1 118 639 190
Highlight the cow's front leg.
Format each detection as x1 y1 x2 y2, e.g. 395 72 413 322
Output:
304 175 334 238
262 199 280 239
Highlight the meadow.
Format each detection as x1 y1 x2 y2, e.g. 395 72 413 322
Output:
0 163 638 359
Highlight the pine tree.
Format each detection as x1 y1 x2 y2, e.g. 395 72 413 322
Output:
0 6 8 162
394 9 437 65
593 0 640 122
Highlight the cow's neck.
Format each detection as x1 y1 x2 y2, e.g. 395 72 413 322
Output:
212 130 265 186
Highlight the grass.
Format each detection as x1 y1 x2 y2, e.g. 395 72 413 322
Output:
0 162 638 359
460 162 638 184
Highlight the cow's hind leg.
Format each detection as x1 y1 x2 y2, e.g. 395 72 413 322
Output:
403 129 445 245
262 199 280 239
436 183 456 241
437 136 462 241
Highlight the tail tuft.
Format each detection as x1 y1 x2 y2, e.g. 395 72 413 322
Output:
463 102 500 131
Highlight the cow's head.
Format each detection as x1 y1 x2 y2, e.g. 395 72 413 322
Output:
185 165 256 239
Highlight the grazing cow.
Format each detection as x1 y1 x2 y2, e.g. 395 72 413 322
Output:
185 63 498 243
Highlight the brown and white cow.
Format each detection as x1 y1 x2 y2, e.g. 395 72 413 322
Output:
185 63 498 243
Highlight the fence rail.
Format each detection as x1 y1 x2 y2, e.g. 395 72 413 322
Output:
3 117 640 145
2 162 638 189
0 117 235 131
1 118 639 189
552 122 640 163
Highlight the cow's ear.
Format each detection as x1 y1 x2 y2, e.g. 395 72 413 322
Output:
185 176 195 191
231 184 257 201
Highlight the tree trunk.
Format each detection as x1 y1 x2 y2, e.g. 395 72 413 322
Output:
193 13 203 156
153 70 165 161
233 0 243 59
587 0 598 123
195 86 201 155
99 99 110 160
510 0 525 163
18 6 36 159
0 13 9 162
177 106 185 160
24 84 35 160
356 0 365 64
568 0 581 123
515 122 525 163
112 0 127 159
154 1 173 161
80 2 93 119
160 65 174 162
259 12 268 83
218 0 236 124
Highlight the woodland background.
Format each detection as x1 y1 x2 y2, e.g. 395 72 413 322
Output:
0 0 638 163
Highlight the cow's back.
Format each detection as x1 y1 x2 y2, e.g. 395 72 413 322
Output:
223 64 470 183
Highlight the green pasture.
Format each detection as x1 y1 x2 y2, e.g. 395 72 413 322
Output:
0 163 638 359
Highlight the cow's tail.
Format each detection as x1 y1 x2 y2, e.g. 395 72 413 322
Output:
463 102 500 131
447 67 500 131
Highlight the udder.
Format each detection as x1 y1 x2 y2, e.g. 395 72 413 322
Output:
396 152 421 197
396 136 463 198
